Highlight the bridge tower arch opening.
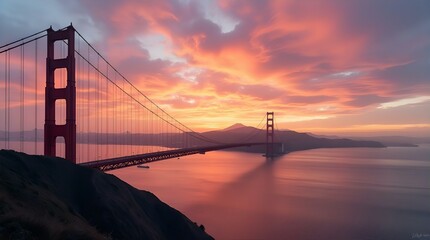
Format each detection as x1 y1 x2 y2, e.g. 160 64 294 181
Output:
44 25 76 163
266 112 274 157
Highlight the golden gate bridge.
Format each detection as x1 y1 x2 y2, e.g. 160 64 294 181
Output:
0 25 278 171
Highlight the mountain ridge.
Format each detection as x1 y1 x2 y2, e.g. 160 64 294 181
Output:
201 124 385 153
222 123 247 131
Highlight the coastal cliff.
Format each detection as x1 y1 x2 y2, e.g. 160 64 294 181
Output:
0 150 213 240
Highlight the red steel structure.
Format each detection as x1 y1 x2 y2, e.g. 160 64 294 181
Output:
266 112 274 157
44 25 76 163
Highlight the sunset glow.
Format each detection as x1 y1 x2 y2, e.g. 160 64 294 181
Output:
1 0 429 136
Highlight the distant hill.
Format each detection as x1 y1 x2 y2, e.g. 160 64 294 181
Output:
307 133 429 147
0 150 213 240
348 136 430 147
222 123 247 131
200 125 385 153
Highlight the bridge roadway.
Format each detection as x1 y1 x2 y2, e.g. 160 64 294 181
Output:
80 142 265 171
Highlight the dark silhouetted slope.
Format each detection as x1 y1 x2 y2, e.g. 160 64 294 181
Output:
0 150 213 240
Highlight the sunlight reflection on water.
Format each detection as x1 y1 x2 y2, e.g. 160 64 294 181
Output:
111 145 430 240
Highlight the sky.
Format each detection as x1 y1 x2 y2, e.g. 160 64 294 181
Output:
1 0 430 137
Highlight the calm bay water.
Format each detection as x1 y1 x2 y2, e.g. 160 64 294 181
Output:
112 145 430 240
3 141 429 239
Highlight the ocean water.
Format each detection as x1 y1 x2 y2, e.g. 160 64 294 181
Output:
2 140 429 239
111 145 430 240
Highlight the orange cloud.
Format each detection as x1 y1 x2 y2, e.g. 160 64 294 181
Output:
1 0 429 134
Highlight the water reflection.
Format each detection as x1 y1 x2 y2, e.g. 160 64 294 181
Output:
111 146 430 239
4 141 429 239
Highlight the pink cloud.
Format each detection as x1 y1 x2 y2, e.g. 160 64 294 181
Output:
1 0 429 131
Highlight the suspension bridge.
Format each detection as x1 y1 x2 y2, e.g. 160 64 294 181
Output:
0 25 278 171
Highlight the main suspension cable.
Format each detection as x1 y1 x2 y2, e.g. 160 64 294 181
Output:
0 28 48 50
73 30 222 145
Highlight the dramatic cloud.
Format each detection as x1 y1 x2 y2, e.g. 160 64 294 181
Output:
1 0 429 134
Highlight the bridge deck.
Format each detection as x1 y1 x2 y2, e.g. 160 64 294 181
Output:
80 143 265 171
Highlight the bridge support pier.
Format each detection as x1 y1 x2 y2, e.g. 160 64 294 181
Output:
266 112 274 157
44 25 76 163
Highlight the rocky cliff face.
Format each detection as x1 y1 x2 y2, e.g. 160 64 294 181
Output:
0 150 213 240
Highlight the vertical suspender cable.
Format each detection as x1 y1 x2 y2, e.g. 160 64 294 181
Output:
96 55 100 159
3 53 7 149
119 78 122 156
162 113 164 149
170 117 172 149
154 105 156 152
127 83 133 154
161 110 163 150
34 39 38 154
114 71 117 157
140 96 143 153
154 107 156 151
151 105 153 153
167 115 170 149
120 78 122 156
133 91 135 153
106 64 109 157
76 40 79 162
128 83 131 153
145 99 148 153
127 84 129 153
157 113 164 151
159 110 161 151
77 38 80 162
121 77 124 156
7 52 10 149
166 114 168 149
136 95 138 152
20 44 24 151
133 89 136 152
87 44 90 161
127 83 130 153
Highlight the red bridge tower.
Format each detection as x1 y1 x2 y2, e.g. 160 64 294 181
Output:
266 112 274 157
44 25 76 163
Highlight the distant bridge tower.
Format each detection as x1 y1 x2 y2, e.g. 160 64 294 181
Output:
44 25 76 163
266 112 274 157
